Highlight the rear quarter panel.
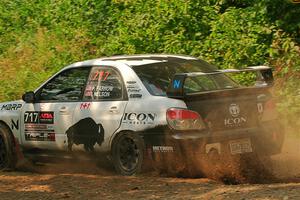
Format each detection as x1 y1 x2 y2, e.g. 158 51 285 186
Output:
109 64 187 147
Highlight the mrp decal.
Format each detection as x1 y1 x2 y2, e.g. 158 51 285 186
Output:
122 113 156 125
24 111 54 124
1 104 22 111
224 104 247 127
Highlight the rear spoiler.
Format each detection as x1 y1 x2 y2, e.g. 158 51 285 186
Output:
166 66 273 99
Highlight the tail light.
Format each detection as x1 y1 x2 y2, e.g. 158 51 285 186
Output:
166 108 206 131
264 99 276 110
261 99 278 121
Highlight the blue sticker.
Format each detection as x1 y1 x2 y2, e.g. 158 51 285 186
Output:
173 80 181 89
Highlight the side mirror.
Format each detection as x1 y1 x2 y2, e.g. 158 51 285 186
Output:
22 91 35 103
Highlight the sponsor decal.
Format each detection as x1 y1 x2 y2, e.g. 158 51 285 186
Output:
126 81 142 95
229 103 240 117
126 81 137 84
122 113 156 125
126 81 140 89
80 102 91 110
224 103 247 127
1 104 22 111
152 146 174 153
129 94 142 99
39 112 54 124
24 111 54 124
24 123 55 141
25 132 55 142
65 117 104 152
173 80 181 89
257 103 263 113
128 88 141 93
224 117 247 127
127 85 138 89
11 119 19 130
25 124 48 130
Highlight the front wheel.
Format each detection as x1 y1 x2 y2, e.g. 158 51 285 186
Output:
111 132 144 175
0 123 16 170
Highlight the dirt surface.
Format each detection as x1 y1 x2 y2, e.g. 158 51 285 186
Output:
0 134 300 200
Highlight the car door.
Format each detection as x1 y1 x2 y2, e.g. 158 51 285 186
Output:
71 66 128 152
21 67 91 150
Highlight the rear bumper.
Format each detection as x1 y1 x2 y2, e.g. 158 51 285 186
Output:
141 119 284 157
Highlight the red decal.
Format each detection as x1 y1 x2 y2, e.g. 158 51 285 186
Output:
92 71 110 81
104 71 110 80
40 113 53 119
99 71 104 80
86 85 93 90
80 102 91 109
48 133 56 141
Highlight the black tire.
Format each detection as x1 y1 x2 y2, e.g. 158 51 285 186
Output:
111 132 144 176
0 123 16 170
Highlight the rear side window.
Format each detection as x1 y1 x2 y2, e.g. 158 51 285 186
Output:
84 67 124 100
132 60 238 96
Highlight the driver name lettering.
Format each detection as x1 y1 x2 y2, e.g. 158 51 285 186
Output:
92 86 113 97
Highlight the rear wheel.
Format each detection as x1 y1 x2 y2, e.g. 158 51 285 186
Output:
0 123 16 170
111 132 144 175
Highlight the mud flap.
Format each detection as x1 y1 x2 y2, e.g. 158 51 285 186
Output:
255 120 285 155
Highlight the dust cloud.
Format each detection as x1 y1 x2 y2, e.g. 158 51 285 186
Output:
15 114 300 185
152 116 300 184
272 126 300 180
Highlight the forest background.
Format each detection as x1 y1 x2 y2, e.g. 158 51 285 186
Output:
0 0 299 128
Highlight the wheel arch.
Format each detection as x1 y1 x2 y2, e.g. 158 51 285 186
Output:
109 129 138 151
0 119 19 169
0 120 15 145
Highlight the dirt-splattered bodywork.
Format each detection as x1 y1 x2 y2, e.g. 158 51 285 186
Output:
0 54 284 176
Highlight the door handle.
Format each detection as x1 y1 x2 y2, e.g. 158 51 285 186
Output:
59 106 68 114
109 106 119 113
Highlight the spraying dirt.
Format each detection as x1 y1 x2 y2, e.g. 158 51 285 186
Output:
0 125 299 199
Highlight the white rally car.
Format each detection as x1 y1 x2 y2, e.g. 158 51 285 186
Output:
0 54 284 175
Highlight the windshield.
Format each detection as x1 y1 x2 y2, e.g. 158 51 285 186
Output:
132 59 239 96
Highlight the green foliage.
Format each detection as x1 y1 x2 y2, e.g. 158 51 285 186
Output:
0 0 299 126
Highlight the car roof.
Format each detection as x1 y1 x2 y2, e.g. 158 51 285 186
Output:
67 54 198 69
101 54 197 61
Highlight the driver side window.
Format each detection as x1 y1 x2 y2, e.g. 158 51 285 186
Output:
38 67 90 102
